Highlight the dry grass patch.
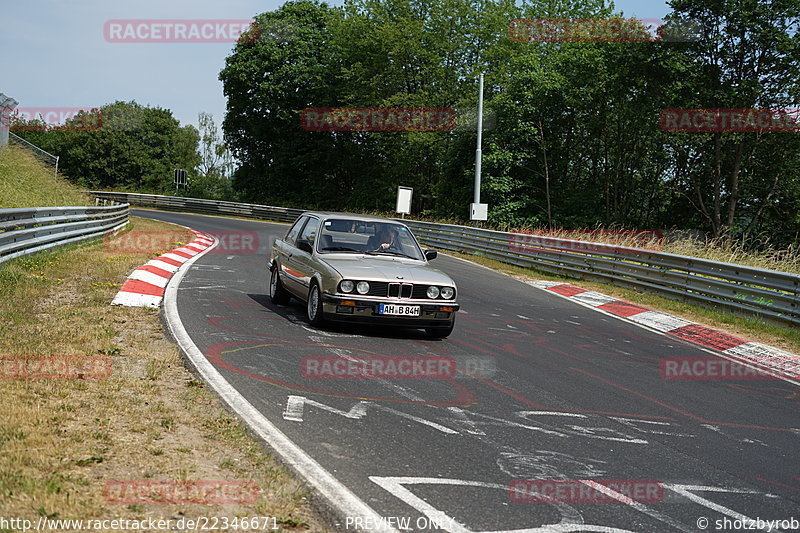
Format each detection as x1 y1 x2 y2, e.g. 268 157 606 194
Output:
357 209 800 275
497 227 800 275
662 237 800 275
0 216 329 531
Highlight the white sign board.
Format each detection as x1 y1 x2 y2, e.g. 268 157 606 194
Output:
174 169 187 187
396 186 413 215
470 202 488 221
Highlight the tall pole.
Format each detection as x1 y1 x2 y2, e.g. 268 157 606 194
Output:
0 93 19 147
474 73 484 204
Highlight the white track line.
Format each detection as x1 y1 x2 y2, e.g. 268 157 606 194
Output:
162 232 396 533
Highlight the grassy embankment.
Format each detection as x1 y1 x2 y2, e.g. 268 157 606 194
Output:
0 145 91 208
0 145 328 531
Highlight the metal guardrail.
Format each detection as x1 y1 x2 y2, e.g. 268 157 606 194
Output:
401 220 800 327
89 191 304 223
0 204 129 265
89 191 800 327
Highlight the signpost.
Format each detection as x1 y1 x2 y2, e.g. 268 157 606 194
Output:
396 186 413 219
174 169 187 190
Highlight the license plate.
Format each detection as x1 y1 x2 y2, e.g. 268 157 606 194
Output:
378 304 420 316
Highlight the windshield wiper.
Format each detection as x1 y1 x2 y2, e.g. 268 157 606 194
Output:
321 246 362 252
365 249 417 259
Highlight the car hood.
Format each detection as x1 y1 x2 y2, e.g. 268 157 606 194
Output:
320 255 455 286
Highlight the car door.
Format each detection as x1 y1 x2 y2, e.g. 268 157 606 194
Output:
275 216 307 296
285 216 321 298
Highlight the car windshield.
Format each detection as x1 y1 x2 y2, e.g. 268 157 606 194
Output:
317 219 424 260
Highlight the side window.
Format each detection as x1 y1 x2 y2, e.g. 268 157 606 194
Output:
285 217 306 245
298 217 320 246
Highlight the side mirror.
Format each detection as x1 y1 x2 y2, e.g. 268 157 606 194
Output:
424 249 437 261
297 239 313 253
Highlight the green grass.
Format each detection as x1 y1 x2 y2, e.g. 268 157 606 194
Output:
0 218 327 529
0 145 90 208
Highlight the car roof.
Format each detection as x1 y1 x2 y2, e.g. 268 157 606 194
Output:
300 211 404 224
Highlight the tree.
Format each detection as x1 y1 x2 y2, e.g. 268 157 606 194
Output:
217 0 800 245
665 0 800 238
220 0 349 207
482 21 679 228
192 112 235 199
13 101 200 193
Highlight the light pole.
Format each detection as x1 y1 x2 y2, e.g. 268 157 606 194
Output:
470 74 488 221
0 93 19 147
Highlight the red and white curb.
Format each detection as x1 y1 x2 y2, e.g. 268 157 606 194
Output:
527 280 800 381
111 230 215 308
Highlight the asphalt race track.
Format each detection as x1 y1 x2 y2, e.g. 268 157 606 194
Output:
135 209 800 533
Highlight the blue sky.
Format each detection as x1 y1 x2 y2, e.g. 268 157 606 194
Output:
2 0 670 132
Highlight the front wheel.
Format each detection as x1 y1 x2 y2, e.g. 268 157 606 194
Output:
269 265 291 305
306 282 325 327
426 319 455 339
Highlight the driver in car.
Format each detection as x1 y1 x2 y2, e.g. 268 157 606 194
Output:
368 226 400 251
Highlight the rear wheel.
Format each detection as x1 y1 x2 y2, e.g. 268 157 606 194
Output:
269 265 291 305
306 282 325 326
426 319 455 339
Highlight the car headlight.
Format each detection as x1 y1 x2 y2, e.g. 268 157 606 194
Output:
340 280 354 293
426 286 440 299
440 286 455 299
356 281 370 294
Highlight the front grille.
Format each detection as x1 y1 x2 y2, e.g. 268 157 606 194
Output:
411 285 429 299
388 283 413 298
365 281 389 297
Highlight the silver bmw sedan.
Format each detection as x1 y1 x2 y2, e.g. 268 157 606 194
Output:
269 212 458 338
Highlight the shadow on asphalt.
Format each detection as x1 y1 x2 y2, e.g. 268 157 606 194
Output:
247 293 441 340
